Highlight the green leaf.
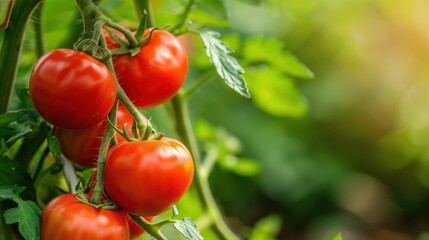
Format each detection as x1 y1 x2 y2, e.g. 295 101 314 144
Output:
254 214 282 235
243 36 314 79
44 126 61 161
173 218 203 240
0 157 18 187
4 201 41 240
248 214 282 240
231 158 260 176
199 31 251 98
0 123 32 145
15 88 34 109
0 138 6 157
332 233 343 240
0 157 36 200
0 109 29 128
0 185 41 240
245 66 308 118
76 168 96 192
248 215 282 240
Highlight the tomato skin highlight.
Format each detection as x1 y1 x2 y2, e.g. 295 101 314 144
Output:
55 105 144 167
41 194 130 240
111 29 188 108
29 49 116 130
104 138 194 216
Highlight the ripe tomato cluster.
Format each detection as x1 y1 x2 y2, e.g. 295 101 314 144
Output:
30 29 194 239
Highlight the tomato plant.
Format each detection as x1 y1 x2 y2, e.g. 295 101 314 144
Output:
41 194 130 240
111 29 188 108
29 49 116 130
0 0 305 239
104 138 194 216
54 105 144 167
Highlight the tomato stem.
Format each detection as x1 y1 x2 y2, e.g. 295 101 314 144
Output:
76 0 139 52
104 21 139 49
200 143 219 180
132 0 154 28
166 0 195 34
129 214 167 240
182 69 216 99
0 0 42 113
109 70 153 139
32 2 45 58
135 12 148 41
76 0 102 39
91 101 118 204
171 93 240 240
0 2 43 234
98 18 153 140
90 120 115 204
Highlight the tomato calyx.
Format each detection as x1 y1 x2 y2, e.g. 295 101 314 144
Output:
75 38 112 62
106 116 163 141
73 19 113 62
131 27 162 56
74 190 117 210
106 27 163 57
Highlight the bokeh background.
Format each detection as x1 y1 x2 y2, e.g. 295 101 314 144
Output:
186 1 429 239
17 0 429 239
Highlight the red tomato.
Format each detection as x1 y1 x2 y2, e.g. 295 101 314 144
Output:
110 29 188 108
55 105 145 167
104 138 194 216
41 194 129 240
86 173 153 239
29 49 116 130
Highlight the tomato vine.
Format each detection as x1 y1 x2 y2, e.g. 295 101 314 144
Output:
0 0 295 239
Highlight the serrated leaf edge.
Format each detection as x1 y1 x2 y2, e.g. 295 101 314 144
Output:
199 31 251 98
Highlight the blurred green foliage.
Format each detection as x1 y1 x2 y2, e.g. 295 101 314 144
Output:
189 0 429 239
9 0 429 239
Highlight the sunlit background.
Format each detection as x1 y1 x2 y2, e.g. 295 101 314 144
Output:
18 0 429 239
189 1 429 239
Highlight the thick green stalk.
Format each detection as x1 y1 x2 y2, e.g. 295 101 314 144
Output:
103 50 150 137
32 2 45 58
171 93 240 240
130 214 166 240
0 0 42 113
182 69 215 99
132 0 154 27
0 2 42 239
75 0 148 135
76 0 139 49
90 119 115 204
167 0 194 33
